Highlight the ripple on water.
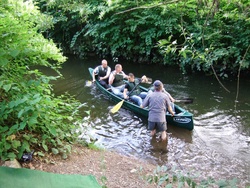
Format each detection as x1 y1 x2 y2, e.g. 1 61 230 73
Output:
82 106 250 186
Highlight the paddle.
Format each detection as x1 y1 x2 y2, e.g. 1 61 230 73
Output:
110 79 144 114
175 98 194 104
85 80 93 87
156 86 194 104
140 77 152 84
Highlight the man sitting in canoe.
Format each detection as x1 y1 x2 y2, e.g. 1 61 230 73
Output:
123 73 148 106
108 64 128 98
92 59 111 89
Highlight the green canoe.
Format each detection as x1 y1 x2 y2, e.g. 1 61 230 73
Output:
89 68 194 131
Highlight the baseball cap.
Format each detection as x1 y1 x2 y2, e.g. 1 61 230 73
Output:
153 80 162 87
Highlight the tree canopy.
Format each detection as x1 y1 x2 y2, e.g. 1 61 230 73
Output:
37 0 250 78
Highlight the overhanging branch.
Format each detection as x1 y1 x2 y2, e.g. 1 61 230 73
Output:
114 0 180 15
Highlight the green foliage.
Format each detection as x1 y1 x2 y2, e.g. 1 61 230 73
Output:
146 165 238 187
0 0 82 161
36 0 250 77
158 0 250 77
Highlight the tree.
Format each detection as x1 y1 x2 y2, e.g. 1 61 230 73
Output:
0 0 82 160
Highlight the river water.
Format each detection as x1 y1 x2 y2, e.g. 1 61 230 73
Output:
51 56 250 187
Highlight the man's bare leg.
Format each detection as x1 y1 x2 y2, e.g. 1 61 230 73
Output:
161 131 167 141
151 129 156 137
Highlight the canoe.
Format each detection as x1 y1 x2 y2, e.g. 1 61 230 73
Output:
88 68 194 131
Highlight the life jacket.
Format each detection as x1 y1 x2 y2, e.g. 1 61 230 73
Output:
98 66 109 77
126 79 140 96
112 72 124 87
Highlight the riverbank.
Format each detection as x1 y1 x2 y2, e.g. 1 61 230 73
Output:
20 145 157 188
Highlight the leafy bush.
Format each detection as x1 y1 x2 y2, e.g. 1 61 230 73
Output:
0 0 82 160
145 165 238 187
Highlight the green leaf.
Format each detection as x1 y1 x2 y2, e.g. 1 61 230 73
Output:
19 122 26 130
67 116 73 121
5 142 11 150
0 126 8 133
0 58 9 66
21 140 30 152
62 153 68 159
3 84 11 92
30 137 38 144
48 126 57 136
216 179 228 187
9 101 16 108
28 116 38 126
18 109 24 118
12 140 21 149
8 124 19 135
30 96 42 105
42 141 48 151
52 148 59 155
37 151 45 157
9 49 20 57
23 134 31 140
64 145 71 153
7 152 16 160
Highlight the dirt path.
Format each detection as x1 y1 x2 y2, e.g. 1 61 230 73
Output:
22 145 158 188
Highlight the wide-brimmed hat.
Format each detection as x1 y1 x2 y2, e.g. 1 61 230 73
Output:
153 80 162 87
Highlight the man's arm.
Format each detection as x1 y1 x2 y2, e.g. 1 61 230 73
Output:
92 67 98 82
105 67 111 79
123 88 128 99
163 88 175 102
167 105 175 116
109 71 115 85
141 95 149 108
121 71 129 79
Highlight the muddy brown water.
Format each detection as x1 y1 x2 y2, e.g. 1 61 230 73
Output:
47 56 250 186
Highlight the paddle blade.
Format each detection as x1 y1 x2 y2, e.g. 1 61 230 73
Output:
110 100 124 113
146 77 152 84
175 98 194 104
85 80 93 87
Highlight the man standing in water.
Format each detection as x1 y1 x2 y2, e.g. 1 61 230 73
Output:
92 59 111 89
141 80 175 141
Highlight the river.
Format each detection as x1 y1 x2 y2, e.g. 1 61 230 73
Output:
51 56 250 187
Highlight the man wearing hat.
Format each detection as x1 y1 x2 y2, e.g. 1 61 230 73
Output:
141 80 175 141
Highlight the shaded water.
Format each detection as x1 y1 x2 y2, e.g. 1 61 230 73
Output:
52 56 250 186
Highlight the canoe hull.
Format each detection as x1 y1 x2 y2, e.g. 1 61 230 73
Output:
89 68 194 131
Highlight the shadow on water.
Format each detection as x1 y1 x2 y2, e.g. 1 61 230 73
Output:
48 56 250 187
